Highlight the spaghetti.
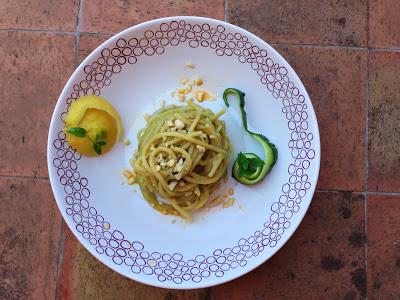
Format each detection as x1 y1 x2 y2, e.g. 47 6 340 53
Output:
131 102 231 220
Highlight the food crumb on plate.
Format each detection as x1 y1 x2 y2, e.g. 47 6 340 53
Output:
103 222 110 230
185 62 195 68
124 138 131 146
172 72 213 104
222 197 235 208
122 169 136 185
192 89 214 102
194 76 203 86
180 76 189 85
171 219 176 224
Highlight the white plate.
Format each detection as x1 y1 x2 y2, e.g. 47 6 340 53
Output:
47 16 320 289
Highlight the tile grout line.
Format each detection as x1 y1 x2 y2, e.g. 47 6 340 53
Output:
0 174 49 180
315 189 365 195
54 222 65 300
274 43 400 52
368 191 400 196
75 32 80 68
3 26 400 53
74 0 84 68
224 0 229 23
364 49 370 300
371 47 400 53
366 2 370 190
315 189 400 196
77 31 110 36
367 0 371 48
271 42 369 51
0 28 75 35
0 28 109 36
365 1 371 295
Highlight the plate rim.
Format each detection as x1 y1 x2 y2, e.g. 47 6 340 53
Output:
47 15 321 289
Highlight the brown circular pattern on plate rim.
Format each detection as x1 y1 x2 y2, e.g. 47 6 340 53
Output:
51 19 315 285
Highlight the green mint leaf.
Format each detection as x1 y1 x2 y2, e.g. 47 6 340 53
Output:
93 143 102 155
236 152 265 178
237 166 244 178
248 156 265 167
67 127 87 137
236 152 248 177
95 130 105 142
244 169 256 177
237 152 249 170
247 164 258 174
97 141 106 146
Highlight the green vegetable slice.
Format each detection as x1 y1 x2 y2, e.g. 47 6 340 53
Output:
223 88 278 185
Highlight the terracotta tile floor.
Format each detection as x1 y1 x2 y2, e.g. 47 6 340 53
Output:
1 1 399 299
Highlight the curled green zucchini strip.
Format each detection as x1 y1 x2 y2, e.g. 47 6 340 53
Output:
223 88 278 185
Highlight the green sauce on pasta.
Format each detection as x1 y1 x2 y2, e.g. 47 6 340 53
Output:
131 102 231 220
